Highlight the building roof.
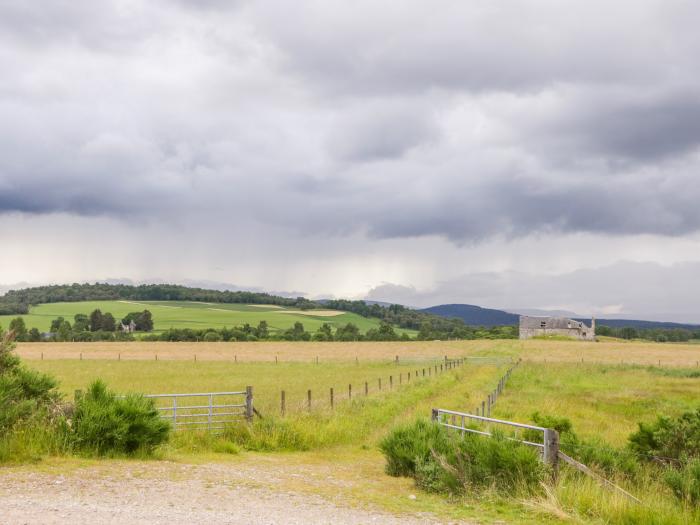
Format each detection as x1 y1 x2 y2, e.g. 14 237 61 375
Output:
519 316 591 330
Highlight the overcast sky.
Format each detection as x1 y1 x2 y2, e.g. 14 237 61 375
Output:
2 1 700 321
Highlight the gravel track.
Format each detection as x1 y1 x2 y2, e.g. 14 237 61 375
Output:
0 462 446 525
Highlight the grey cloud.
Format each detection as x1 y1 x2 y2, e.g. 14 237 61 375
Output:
2 0 700 246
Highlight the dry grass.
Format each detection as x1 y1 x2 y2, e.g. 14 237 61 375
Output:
15 339 700 366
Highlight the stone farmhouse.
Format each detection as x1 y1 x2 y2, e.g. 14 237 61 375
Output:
519 316 595 341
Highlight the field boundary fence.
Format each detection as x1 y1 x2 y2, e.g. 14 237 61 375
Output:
431 360 641 503
278 355 506 416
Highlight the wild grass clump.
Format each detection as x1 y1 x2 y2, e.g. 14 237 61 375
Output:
380 419 547 496
71 380 170 456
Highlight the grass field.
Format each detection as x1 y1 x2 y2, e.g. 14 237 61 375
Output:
9 338 700 523
0 300 402 335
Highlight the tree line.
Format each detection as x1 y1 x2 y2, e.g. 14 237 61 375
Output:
6 309 153 342
0 283 311 315
596 325 700 342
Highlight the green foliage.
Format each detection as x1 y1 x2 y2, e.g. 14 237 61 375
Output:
0 330 60 435
629 409 700 463
71 380 170 456
8 317 27 341
202 331 222 342
665 459 700 506
380 418 451 477
380 419 546 496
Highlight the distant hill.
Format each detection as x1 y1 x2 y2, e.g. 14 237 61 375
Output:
419 304 518 327
421 303 699 330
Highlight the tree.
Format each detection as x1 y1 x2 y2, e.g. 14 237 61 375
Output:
255 320 269 339
101 313 116 332
73 314 89 332
57 321 72 342
336 323 361 342
50 317 66 333
8 317 27 341
313 323 334 341
27 327 41 342
137 310 153 331
89 309 103 332
283 321 310 341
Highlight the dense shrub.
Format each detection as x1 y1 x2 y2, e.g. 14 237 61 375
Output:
664 459 700 506
380 419 546 496
0 330 60 435
629 409 700 463
72 380 170 456
380 418 451 477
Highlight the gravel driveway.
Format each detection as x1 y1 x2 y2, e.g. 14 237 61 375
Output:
0 461 447 524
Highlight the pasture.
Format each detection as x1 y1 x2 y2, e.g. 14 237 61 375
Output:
9 338 700 523
0 300 394 335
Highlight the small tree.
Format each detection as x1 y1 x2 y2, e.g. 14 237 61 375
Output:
89 310 103 332
255 320 269 339
50 317 65 333
101 313 116 332
8 318 27 341
73 314 90 332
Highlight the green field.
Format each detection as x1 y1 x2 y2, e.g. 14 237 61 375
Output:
0 300 400 335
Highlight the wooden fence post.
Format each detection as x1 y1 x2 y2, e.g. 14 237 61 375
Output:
389 375 393 389
432 408 439 422
307 389 312 411
330 387 334 409
245 386 253 422
378 378 382 390
487 394 491 417
399 373 402 385
365 381 368 395
543 429 560 473
348 384 352 399
481 400 486 416
281 390 286 416
395 355 399 364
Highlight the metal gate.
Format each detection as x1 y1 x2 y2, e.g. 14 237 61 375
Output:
144 386 253 432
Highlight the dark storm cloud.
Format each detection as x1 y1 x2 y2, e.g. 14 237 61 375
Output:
2 0 700 242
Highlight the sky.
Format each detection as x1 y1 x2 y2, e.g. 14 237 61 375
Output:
2 1 700 322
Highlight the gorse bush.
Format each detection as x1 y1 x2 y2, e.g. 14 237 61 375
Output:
0 329 60 435
72 380 170 456
629 409 700 463
380 418 451 477
381 419 547 496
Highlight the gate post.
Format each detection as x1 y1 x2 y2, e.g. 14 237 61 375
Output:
431 408 439 422
245 386 253 423
543 428 560 473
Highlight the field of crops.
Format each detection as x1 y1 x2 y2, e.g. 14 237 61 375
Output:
0 300 395 335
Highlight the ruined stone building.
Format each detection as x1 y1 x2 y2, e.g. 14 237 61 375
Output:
519 316 595 341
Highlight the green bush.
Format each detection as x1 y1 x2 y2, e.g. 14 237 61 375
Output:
0 330 60 436
629 409 700 463
379 418 451 477
380 419 547 496
664 459 700 506
72 380 170 456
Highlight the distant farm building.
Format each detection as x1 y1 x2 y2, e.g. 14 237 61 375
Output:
519 316 595 341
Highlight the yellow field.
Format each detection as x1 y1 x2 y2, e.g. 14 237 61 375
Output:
15 338 700 366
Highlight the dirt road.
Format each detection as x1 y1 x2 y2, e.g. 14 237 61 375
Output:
0 460 447 525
